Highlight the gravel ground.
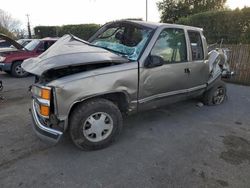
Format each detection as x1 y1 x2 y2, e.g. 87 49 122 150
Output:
0 72 250 188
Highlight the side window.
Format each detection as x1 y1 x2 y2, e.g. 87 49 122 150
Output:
44 41 49 51
188 31 204 61
38 41 55 52
45 41 53 50
37 42 45 52
151 28 187 63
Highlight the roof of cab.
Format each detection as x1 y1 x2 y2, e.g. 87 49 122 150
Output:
109 19 203 31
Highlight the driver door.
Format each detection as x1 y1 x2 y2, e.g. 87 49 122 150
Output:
138 28 190 110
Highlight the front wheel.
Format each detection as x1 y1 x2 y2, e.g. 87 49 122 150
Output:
69 98 123 150
11 61 29 78
202 80 227 105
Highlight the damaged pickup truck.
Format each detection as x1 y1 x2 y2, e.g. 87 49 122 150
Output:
22 20 231 150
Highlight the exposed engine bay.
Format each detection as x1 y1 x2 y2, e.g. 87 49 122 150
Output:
36 62 119 83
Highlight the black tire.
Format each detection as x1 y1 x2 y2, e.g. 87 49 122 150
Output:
202 80 227 106
11 61 29 78
69 98 123 150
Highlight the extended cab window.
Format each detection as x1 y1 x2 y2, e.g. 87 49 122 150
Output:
188 31 204 61
151 28 187 63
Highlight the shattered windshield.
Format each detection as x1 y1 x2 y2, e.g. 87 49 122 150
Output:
92 23 153 61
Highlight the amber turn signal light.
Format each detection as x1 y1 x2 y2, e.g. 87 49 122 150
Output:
40 105 50 117
41 89 51 100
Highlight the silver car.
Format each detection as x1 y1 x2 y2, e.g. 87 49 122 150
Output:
23 20 229 150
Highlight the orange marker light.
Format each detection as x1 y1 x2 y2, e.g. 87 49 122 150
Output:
41 89 51 100
40 105 50 117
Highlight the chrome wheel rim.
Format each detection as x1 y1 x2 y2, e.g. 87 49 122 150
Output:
15 65 26 76
83 112 113 142
213 87 225 104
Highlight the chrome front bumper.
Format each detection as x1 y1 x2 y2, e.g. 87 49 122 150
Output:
30 99 63 143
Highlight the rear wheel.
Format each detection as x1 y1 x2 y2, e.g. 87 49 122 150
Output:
69 98 123 150
202 80 226 105
11 61 29 78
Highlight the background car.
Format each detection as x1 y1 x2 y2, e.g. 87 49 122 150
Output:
0 36 32 48
0 35 57 77
0 38 34 54
16 39 33 47
0 39 11 48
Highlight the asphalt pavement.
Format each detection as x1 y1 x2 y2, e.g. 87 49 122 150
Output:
0 72 250 188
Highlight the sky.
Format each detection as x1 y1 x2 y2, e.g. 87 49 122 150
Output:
1 0 250 28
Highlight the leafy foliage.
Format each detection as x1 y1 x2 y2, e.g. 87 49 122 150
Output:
0 9 21 33
177 7 250 44
34 24 100 40
0 25 15 38
157 0 227 23
0 9 22 39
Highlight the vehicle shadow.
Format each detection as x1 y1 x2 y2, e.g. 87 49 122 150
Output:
58 99 202 151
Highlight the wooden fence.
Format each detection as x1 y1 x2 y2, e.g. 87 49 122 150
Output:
224 44 250 85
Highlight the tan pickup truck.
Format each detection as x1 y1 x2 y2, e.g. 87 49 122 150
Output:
23 20 231 150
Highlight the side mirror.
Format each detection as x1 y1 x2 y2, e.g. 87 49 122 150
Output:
145 55 164 68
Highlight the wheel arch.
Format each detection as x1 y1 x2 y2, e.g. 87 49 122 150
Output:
10 59 29 77
10 59 23 69
65 91 130 131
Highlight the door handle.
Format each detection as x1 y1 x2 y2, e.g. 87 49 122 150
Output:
184 68 191 74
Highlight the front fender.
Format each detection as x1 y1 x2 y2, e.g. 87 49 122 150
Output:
49 63 138 122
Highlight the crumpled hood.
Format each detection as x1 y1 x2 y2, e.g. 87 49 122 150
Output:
22 34 128 76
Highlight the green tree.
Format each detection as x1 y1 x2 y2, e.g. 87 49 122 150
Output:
177 7 250 44
157 0 227 23
34 24 100 40
241 7 250 42
0 25 15 38
0 9 21 33
0 9 23 39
